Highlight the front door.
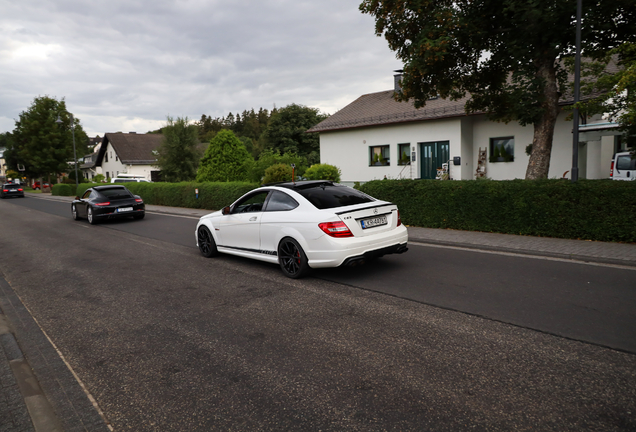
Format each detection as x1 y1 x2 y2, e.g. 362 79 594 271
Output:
419 141 450 179
218 190 270 252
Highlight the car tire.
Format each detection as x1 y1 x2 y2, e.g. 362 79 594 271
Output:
71 204 81 220
133 213 145 220
278 237 310 279
197 226 218 257
87 207 98 225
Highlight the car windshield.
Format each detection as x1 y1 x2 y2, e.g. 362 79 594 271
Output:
295 184 374 210
99 188 132 199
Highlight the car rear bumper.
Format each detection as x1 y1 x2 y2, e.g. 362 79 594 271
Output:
305 226 409 268
94 207 145 219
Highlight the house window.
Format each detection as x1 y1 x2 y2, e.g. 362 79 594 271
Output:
106 172 109 178
105 152 108 162
398 143 411 165
370 145 390 166
115 155 118 161
490 137 514 162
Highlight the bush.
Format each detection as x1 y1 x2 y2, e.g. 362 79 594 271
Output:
52 183 76 196
249 150 308 183
360 179 636 242
263 163 293 184
304 163 341 182
196 130 253 182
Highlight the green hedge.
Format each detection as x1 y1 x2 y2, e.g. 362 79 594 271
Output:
51 183 76 196
70 182 258 211
360 179 636 242
56 179 636 242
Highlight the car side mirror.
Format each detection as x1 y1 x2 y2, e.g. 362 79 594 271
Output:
75 196 80 200
221 206 231 215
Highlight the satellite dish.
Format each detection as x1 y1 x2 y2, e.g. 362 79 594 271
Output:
17 164 25 171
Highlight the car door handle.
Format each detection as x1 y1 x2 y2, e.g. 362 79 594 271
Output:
249 216 258 221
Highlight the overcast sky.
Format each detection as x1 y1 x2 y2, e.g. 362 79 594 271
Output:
0 0 402 137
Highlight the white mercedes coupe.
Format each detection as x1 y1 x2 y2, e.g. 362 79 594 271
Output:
195 181 408 278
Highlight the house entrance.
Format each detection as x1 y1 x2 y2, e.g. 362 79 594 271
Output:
419 141 450 179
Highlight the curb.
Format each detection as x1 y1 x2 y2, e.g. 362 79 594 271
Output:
0 275 111 432
0 314 63 432
407 237 636 269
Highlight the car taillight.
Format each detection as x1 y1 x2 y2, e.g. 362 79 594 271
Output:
18 188 23 191
135 198 143 203
319 221 353 238
95 202 110 206
610 160 614 177
2 189 7 192
397 210 402 227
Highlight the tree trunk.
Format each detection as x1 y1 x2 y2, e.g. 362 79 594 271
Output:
525 59 561 180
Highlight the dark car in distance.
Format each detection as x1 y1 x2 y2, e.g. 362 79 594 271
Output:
72 185 145 224
1 183 25 198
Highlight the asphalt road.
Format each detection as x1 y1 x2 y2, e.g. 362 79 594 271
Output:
1 196 635 431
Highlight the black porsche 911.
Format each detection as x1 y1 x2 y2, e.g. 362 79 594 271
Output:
72 185 145 224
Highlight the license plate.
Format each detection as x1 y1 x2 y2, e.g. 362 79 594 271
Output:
10 189 16 192
360 215 387 229
117 207 133 213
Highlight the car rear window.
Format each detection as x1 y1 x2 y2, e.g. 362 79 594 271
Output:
99 188 133 199
296 184 374 210
616 155 636 170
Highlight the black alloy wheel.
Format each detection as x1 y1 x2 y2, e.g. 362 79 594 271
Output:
278 238 310 279
71 204 80 220
87 207 98 225
197 226 218 257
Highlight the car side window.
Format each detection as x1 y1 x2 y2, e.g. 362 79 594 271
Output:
89 191 100 199
265 191 299 212
82 190 91 199
232 191 270 214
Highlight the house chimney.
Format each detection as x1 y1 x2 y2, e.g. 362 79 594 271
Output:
129 131 136 134
393 69 403 93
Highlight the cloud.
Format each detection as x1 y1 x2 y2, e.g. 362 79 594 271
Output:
0 0 401 136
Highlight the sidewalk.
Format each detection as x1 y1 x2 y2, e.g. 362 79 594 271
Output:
2 193 635 430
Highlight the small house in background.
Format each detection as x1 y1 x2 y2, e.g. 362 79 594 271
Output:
309 73 626 184
95 132 163 181
80 136 103 180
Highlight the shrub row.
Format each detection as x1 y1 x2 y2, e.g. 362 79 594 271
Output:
360 179 636 242
56 179 636 242
71 182 258 210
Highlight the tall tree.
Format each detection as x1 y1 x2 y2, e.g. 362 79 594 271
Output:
360 0 635 179
8 96 88 182
196 130 253 182
570 42 636 147
155 116 202 182
262 104 328 165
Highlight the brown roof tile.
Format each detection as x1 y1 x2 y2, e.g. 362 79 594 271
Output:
96 133 163 166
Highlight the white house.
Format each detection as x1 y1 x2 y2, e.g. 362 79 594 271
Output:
95 132 163 181
309 74 626 183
